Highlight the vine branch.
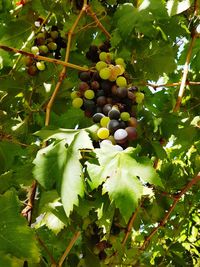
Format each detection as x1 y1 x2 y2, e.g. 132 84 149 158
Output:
58 231 81 267
146 80 200 90
140 173 200 251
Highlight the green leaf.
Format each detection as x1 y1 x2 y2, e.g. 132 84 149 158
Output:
166 0 192 16
0 190 40 261
61 130 93 217
87 144 162 222
0 252 24 267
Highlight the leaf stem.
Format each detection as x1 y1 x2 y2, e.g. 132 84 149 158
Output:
140 173 200 250
58 231 81 267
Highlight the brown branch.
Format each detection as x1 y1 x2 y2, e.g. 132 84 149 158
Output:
0 133 29 147
45 3 87 126
58 231 81 267
122 203 141 246
140 173 200 251
0 45 89 72
36 235 57 266
86 6 111 39
146 81 200 90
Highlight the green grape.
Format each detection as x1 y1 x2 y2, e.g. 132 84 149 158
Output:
71 91 79 99
39 45 49 54
115 64 125 75
99 67 111 80
31 46 39 55
84 89 95 100
50 31 59 39
97 128 110 139
135 92 144 104
36 32 46 39
99 52 107 62
36 61 46 71
115 57 126 67
100 116 110 127
116 76 127 87
95 61 107 71
120 112 130 121
72 97 83 108
47 42 57 51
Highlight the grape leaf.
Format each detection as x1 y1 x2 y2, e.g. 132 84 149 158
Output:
0 190 40 261
87 144 163 222
166 0 192 16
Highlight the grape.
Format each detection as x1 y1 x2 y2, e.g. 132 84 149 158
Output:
107 120 120 134
119 120 127 129
128 117 138 127
47 42 57 51
86 45 99 62
100 116 110 127
97 96 107 106
127 90 136 101
99 40 111 52
101 80 112 95
91 81 100 90
83 99 95 111
79 82 89 92
111 85 118 95
102 104 112 115
115 64 125 75
39 45 49 54
23 56 34 66
50 31 59 39
114 129 128 144
129 86 138 92
96 90 105 97
99 52 107 61
27 65 38 76
84 89 95 100
93 113 105 123
91 71 101 82
120 112 130 121
115 58 125 67
96 107 103 113
96 61 107 71
116 87 127 98
79 71 91 82
36 32 46 39
108 108 120 120
135 92 144 104
106 97 113 104
36 61 46 71
97 128 110 139
71 91 79 99
31 46 39 55
35 37 46 46
72 97 83 108
116 76 127 87
99 67 111 80
125 127 137 140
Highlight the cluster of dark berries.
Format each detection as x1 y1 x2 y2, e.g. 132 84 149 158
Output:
71 44 144 149
24 23 66 76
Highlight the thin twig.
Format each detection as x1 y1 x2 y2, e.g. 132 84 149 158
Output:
0 133 29 147
36 235 57 266
140 173 200 250
86 6 111 39
58 231 81 267
0 45 89 72
146 81 200 89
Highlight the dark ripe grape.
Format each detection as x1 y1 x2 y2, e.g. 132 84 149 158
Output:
114 129 128 144
128 90 136 101
83 99 95 112
101 80 113 92
97 96 107 106
108 108 120 120
119 121 127 129
106 97 113 104
24 56 34 67
111 84 118 95
51 25 58 31
91 81 100 90
86 45 99 62
27 65 38 76
102 104 112 115
79 81 89 92
96 90 105 98
79 71 91 82
116 87 127 98
56 37 66 48
99 40 111 52
93 113 105 123
96 106 102 113
121 98 133 111
35 37 46 46
128 117 138 127
91 71 101 82
99 251 107 261
129 86 138 92
125 127 137 140
108 120 120 134
55 50 61 59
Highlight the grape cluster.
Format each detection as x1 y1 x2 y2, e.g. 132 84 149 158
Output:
24 23 66 76
71 45 144 148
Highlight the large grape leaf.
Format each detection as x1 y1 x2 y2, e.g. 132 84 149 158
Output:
87 144 163 222
0 190 40 261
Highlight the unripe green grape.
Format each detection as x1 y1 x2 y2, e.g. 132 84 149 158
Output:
120 112 130 121
71 91 79 99
31 46 39 55
36 61 46 71
36 32 46 39
72 97 83 108
99 52 107 62
95 61 107 71
115 57 126 67
39 45 49 54
135 92 144 104
97 128 110 139
99 67 111 80
84 89 95 100
100 116 110 127
47 42 57 51
116 76 127 87
50 30 59 39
